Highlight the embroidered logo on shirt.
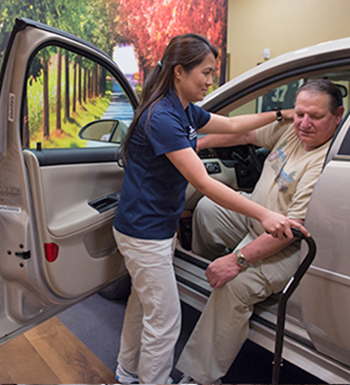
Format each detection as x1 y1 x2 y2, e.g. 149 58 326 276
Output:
187 125 197 141
267 140 296 192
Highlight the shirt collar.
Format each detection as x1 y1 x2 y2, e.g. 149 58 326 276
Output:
165 89 193 129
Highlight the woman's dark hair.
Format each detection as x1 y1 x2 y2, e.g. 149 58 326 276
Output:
120 33 218 163
294 78 343 114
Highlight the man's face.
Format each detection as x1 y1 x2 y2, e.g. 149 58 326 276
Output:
293 90 344 151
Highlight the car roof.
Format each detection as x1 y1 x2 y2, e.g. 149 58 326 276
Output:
200 36 350 113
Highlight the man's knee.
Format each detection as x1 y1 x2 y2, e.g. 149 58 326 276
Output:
194 196 218 222
222 267 271 307
192 198 223 256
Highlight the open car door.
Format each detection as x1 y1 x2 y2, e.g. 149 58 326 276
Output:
0 18 137 344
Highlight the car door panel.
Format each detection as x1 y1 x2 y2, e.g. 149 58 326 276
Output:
301 158 350 368
25 152 122 236
23 150 125 299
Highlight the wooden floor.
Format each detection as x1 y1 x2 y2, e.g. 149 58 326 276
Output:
0 316 116 383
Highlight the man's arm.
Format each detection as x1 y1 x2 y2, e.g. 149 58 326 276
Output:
205 219 304 289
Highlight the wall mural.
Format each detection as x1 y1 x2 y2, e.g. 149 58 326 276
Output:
0 0 227 149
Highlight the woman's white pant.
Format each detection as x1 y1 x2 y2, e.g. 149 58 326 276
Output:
113 229 181 384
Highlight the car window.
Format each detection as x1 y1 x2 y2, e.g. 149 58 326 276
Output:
23 45 134 149
228 73 350 118
256 80 303 112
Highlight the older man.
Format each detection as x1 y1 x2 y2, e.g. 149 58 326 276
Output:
176 79 344 384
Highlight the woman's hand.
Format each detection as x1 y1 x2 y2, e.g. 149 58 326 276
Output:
260 211 310 240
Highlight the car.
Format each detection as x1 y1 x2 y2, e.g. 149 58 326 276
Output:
1 17 350 384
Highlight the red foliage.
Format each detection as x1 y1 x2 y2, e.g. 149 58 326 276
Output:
116 0 227 81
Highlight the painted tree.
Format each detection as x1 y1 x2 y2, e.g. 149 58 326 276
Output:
115 0 227 85
1 0 118 145
1 0 81 137
56 47 62 132
1 0 60 139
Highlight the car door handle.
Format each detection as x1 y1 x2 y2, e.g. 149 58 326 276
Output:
15 250 31 260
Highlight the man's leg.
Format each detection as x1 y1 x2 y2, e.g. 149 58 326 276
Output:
176 241 300 383
192 195 251 259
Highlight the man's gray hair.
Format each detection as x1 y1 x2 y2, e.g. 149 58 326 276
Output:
294 79 343 114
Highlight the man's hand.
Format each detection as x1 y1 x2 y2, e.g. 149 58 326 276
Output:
205 253 241 289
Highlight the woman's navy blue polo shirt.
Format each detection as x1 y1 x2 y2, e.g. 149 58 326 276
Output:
113 90 210 240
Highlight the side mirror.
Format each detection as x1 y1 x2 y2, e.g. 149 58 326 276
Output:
78 119 128 144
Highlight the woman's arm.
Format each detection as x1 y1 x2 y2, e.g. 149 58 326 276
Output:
199 109 294 135
166 147 309 240
196 131 258 152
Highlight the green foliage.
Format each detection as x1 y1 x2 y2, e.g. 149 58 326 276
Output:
28 89 112 149
135 83 143 99
26 47 112 149
0 0 117 69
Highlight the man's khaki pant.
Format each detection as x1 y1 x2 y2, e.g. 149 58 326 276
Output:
176 196 300 383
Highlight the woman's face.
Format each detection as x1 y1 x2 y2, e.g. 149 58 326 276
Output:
174 52 216 108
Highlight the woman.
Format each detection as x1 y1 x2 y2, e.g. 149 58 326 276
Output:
113 33 307 384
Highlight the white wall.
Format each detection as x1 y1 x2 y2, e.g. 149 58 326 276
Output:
227 0 350 79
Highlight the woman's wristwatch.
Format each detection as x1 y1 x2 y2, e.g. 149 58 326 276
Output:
275 107 283 121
